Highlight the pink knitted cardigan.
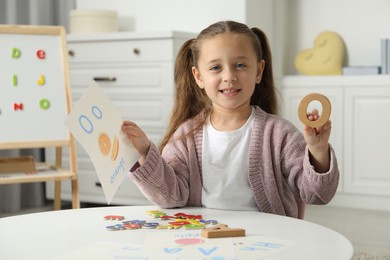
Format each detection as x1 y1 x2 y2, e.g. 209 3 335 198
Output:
129 106 339 218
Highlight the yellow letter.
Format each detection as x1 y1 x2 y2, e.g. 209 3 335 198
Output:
37 75 45 86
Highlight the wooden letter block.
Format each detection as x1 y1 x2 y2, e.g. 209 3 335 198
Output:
201 224 245 238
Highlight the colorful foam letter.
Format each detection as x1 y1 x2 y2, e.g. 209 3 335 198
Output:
104 215 125 221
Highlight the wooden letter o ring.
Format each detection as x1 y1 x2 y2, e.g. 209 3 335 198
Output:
297 93 331 128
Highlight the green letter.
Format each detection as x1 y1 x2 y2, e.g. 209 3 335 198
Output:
39 99 50 110
12 48 21 58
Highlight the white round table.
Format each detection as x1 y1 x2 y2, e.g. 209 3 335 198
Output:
0 205 353 259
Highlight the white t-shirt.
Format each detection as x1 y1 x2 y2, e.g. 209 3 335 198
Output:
201 108 258 211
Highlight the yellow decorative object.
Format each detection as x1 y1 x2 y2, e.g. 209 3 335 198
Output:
294 31 345 75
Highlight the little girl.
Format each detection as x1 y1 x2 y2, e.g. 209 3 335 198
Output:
122 20 339 218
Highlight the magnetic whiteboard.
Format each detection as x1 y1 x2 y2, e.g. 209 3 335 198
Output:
0 25 72 149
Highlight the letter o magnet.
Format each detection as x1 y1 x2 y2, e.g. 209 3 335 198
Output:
39 99 51 109
297 93 331 128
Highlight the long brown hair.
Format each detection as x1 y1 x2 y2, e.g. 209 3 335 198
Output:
159 21 278 152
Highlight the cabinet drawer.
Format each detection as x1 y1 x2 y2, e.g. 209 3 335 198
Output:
79 170 150 205
116 96 173 130
46 170 150 205
70 63 174 94
72 88 173 130
68 39 175 63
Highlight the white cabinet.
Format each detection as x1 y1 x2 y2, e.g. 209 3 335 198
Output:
274 0 390 211
46 31 195 205
280 75 390 211
344 86 390 196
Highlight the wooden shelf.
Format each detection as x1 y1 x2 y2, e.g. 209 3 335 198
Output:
0 163 76 185
278 75 390 87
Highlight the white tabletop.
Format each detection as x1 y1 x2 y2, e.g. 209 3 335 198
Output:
0 205 353 259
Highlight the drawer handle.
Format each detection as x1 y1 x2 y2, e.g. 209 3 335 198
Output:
93 77 117 82
95 182 102 188
133 48 140 55
68 50 75 57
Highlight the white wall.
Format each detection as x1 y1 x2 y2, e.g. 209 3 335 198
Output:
75 0 274 45
76 0 248 33
76 0 390 75
281 0 390 75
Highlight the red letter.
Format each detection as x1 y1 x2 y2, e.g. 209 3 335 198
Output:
14 103 23 111
104 215 125 221
36 50 46 59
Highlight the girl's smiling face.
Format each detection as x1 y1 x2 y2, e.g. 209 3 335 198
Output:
192 32 264 112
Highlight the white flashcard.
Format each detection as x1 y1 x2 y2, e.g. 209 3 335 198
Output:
65 81 139 204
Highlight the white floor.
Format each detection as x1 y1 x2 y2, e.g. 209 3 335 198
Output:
304 205 390 260
1 204 390 259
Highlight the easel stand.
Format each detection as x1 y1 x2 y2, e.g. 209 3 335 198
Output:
0 156 36 173
0 24 80 210
0 142 80 210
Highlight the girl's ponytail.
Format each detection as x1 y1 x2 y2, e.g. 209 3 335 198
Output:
251 28 278 116
174 39 208 118
159 39 210 152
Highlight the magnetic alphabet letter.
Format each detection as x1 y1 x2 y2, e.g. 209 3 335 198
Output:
36 49 46 59
13 75 17 86
39 99 51 110
14 103 23 111
37 75 45 86
12 48 21 58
